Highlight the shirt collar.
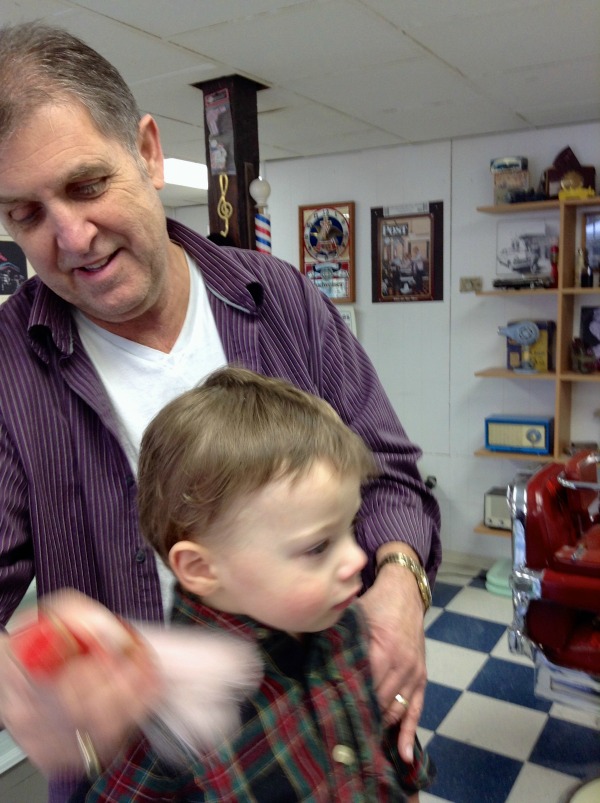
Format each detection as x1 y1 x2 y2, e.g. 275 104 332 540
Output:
24 217 265 359
171 585 357 658
166 218 264 313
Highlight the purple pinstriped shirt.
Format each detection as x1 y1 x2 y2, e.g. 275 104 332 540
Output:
0 219 440 629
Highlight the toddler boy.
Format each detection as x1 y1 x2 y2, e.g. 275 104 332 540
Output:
83 366 434 801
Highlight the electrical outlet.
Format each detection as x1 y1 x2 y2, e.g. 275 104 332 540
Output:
460 276 483 293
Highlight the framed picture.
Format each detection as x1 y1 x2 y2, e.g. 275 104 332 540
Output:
495 217 559 279
582 212 600 271
371 201 443 302
0 235 29 297
299 201 355 304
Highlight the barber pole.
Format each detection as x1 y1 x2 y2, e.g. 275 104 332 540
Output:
254 210 271 254
249 176 272 254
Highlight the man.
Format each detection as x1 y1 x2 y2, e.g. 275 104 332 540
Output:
0 22 441 802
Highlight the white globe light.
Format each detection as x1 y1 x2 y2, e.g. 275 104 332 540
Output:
249 177 271 207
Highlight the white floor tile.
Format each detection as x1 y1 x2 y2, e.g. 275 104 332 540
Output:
504 762 580 803
436 691 548 761
416 725 434 747
445 584 513 625
425 638 488 690
490 630 533 666
424 606 444 628
420 792 453 803
549 701 600 730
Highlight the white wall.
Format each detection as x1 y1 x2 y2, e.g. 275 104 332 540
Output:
165 203 209 234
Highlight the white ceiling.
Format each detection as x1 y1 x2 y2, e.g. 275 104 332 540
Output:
3 0 600 206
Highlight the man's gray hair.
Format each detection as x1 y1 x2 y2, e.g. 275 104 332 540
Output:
0 22 141 154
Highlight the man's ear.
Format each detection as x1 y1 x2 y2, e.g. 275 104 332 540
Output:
169 540 219 597
137 114 164 190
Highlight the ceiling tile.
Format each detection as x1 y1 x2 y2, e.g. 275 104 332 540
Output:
50 9 208 83
400 0 600 76
70 0 311 38
287 58 483 118
171 0 422 84
473 58 600 116
376 99 528 143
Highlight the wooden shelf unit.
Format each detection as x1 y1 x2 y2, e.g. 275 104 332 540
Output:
473 197 600 530
475 196 600 462
474 448 557 463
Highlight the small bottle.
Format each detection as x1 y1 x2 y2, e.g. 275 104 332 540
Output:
549 242 559 287
579 247 594 288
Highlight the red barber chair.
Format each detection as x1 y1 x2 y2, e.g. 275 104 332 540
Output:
507 450 600 714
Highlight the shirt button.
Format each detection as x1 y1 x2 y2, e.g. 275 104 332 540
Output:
332 745 355 766
135 549 146 563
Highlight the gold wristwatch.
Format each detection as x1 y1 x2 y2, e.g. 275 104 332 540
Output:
377 552 432 612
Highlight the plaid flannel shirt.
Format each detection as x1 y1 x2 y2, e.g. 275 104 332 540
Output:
81 588 433 802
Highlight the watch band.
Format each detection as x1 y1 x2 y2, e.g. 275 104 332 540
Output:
376 552 432 612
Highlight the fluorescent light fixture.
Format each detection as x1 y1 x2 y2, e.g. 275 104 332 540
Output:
164 158 208 190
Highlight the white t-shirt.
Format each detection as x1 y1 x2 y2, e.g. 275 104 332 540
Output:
74 254 227 613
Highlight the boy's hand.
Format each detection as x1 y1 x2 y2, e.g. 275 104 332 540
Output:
0 591 162 775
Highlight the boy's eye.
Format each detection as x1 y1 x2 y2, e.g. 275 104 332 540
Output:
304 540 330 557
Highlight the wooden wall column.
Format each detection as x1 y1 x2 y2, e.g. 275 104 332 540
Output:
194 75 265 249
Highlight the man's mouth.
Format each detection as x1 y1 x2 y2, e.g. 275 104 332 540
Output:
77 253 113 273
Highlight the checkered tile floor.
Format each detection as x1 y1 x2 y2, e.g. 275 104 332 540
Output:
418 562 600 803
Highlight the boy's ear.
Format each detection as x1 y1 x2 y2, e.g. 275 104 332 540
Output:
169 541 219 597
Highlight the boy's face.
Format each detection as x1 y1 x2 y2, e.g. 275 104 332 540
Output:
199 460 367 635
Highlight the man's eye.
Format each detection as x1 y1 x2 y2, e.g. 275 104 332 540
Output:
9 205 40 225
71 178 108 198
305 540 330 557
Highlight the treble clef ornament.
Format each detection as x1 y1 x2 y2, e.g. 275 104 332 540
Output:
217 173 233 237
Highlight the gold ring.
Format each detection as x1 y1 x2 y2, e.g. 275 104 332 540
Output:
75 729 102 781
395 693 410 708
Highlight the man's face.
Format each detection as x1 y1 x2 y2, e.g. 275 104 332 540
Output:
0 102 170 328
201 460 368 636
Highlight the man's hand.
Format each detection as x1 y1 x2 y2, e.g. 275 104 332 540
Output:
359 552 428 764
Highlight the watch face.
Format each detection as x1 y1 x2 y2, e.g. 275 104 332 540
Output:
303 207 350 262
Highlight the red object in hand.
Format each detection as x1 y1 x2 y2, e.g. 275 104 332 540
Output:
10 612 90 678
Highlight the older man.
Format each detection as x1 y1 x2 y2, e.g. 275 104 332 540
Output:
0 22 440 802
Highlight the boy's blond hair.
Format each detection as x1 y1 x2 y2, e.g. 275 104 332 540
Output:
138 367 377 563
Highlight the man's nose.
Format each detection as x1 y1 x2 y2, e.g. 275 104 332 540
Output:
51 205 96 254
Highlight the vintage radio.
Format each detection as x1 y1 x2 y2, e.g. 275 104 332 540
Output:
484 486 512 530
485 414 554 455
